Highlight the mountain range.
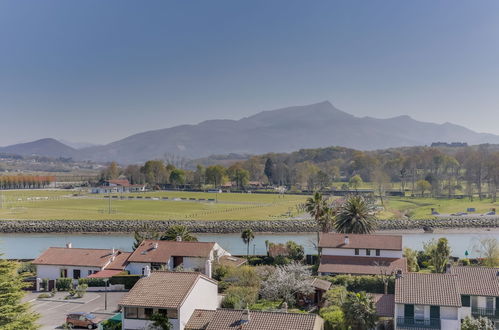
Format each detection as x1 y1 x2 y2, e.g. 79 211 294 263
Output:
2 101 499 164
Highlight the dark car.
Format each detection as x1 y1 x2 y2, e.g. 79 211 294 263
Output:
65 313 100 329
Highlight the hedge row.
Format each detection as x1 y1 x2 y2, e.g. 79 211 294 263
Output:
324 274 395 294
109 275 141 290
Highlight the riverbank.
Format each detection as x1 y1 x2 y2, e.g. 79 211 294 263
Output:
0 217 497 233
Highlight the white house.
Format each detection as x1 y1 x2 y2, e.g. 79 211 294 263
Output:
448 266 499 325
32 244 130 288
125 240 230 278
318 233 406 275
119 271 218 330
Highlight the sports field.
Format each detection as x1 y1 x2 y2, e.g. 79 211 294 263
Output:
0 190 308 220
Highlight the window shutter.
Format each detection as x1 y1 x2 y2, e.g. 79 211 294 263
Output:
461 295 470 307
430 306 440 319
404 304 414 318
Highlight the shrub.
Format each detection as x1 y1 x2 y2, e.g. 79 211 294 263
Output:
212 264 231 281
109 275 140 289
273 255 291 265
56 278 73 291
221 286 259 309
325 275 394 294
320 305 347 330
222 265 261 288
37 293 51 299
323 285 348 307
249 299 281 311
78 278 106 287
76 284 88 298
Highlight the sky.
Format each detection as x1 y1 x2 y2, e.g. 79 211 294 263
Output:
1 1 499 146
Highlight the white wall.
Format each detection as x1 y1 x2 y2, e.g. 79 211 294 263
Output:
321 247 402 258
178 277 218 330
182 257 207 272
440 319 460 329
441 306 458 320
122 316 179 330
36 265 102 281
125 262 151 275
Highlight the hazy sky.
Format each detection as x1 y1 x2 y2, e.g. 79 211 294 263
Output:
1 1 499 146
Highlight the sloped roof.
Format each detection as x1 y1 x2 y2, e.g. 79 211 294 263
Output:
32 247 124 268
217 255 247 268
119 271 217 309
395 273 461 307
186 309 323 330
371 294 395 317
127 240 216 263
310 278 332 291
450 266 499 297
318 255 407 275
319 233 402 250
107 252 131 270
185 309 216 330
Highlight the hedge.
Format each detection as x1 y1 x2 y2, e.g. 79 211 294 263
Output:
56 278 73 291
109 275 141 290
324 275 395 294
78 278 107 287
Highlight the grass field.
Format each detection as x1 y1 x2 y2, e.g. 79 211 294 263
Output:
0 189 498 220
0 190 308 220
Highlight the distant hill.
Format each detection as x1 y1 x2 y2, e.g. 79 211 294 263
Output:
0 138 77 159
4 101 499 163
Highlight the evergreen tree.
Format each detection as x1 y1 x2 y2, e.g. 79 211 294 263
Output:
161 225 197 242
0 258 39 329
264 158 274 184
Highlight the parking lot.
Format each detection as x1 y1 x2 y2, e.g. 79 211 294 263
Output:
24 291 126 329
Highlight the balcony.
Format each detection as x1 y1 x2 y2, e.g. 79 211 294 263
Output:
396 317 441 329
471 307 498 319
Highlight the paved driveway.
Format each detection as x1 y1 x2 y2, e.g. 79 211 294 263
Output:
24 291 126 330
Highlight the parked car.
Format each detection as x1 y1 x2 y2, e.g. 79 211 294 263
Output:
65 313 100 329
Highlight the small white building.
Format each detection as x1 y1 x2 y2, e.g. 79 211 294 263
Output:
318 233 406 275
119 271 218 330
32 245 130 287
125 240 230 278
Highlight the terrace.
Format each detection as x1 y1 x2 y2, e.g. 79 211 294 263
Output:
396 317 441 329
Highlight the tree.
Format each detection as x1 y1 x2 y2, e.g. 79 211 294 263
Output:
141 160 168 186
348 175 363 192
305 192 330 251
424 238 451 273
100 161 122 180
169 169 186 188
132 227 161 250
286 241 305 261
372 168 390 206
205 165 226 188
264 158 274 184
342 291 377 330
161 225 197 242
334 195 377 234
148 312 172 330
416 180 432 197
461 316 494 330
403 248 420 272
320 305 347 330
474 237 499 267
227 163 250 190
0 258 39 329
260 262 314 306
241 228 255 258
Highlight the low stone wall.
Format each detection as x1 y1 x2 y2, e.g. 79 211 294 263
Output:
0 217 497 234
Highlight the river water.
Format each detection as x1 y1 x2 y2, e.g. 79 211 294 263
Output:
1 229 498 259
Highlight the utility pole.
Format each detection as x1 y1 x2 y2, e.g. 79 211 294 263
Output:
108 195 111 214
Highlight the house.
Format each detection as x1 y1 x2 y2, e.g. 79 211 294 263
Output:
185 309 324 330
395 273 463 329
119 271 218 330
91 179 146 194
32 244 130 288
318 233 406 276
371 294 395 328
125 240 230 277
448 266 499 324
305 278 332 307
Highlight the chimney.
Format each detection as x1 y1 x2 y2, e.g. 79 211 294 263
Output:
205 259 212 278
153 242 158 250
395 269 403 279
176 236 182 242
240 308 250 324
445 263 452 274
281 302 288 313
66 242 72 249
344 235 349 245
143 265 151 277
112 248 116 255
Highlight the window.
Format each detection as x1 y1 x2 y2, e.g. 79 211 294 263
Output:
414 305 425 320
366 249 371 256
73 269 81 279
145 308 153 318
167 309 178 319
88 270 93 276
471 296 478 308
125 307 138 319
376 249 380 256
158 309 167 316
486 297 494 309
60 269 68 278
354 249 359 255
461 295 470 307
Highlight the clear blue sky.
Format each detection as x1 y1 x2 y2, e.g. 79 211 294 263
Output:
1 0 499 145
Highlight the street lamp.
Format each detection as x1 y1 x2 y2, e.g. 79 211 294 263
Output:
103 278 109 311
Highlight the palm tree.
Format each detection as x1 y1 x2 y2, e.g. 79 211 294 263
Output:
241 228 255 258
305 192 329 251
334 195 376 234
161 225 198 242
342 291 378 330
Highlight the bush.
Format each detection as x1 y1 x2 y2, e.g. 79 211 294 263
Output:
79 278 106 287
221 286 259 309
323 285 348 307
56 278 73 291
320 305 347 330
249 299 281 311
222 265 261 288
109 275 140 290
273 255 291 265
76 284 88 298
325 275 394 294
37 293 51 299
212 264 231 281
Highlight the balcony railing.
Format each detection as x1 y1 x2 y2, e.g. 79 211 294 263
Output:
471 307 498 319
396 317 441 329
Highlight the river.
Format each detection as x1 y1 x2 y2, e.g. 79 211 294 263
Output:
1 229 498 259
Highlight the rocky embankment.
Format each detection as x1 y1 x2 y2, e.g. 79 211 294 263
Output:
0 217 497 233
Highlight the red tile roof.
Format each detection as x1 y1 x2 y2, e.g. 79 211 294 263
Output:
107 252 131 270
32 247 126 268
217 255 247 268
319 233 402 250
395 273 461 307
449 266 499 297
370 294 395 317
318 256 407 275
127 240 216 263
88 269 124 278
